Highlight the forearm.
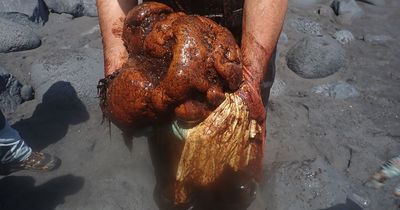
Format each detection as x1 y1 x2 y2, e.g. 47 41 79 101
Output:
241 0 287 87
97 0 137 76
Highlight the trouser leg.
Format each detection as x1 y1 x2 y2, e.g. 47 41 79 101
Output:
0 110 32 165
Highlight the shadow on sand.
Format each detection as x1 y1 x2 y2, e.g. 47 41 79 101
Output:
12 81 89 151
0 174 84 210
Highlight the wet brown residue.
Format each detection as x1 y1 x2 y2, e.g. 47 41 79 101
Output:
241 32 269 86
111 16 125 38
101 2 243 129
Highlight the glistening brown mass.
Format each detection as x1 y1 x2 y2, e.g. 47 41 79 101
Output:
100 2 243 128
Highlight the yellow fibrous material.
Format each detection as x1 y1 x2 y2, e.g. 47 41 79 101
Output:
172 92 262 202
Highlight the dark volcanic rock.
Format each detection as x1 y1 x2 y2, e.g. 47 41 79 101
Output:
0 67 34 114
0 0 49 24
0 12 39 29
0 18 41 53
44 0 98 17
286 36 346 79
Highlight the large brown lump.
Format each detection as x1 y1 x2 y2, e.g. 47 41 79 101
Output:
100 2 243 129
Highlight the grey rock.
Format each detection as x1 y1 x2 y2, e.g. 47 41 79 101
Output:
316 5 336 18
331 0 363 24
356 0 386 6
0 0 48 24
0 18 41 53
290 18 322 35
312 81 359 99
44 0 98 17
0 12 39 29
286 36 346 79
363 34 393 44
0 67 34 113
30 47 103 105
47 12 74 23
264 158 350 210
20 85 35 101
331 0 363 16
82 0 97 16
333 30 354 44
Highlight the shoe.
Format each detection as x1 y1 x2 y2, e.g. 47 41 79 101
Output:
1 152 61 175
366 156 400 189
394 185 400 197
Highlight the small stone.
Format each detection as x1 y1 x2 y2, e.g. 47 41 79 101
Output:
286 36 346 79
333 30 354 44
290 18 322 35
0 67 27 113
20 85 35 101
0 18 41 53
316 5 335 18
312 81 359 99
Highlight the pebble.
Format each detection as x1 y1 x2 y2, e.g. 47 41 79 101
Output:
333 30 355 44
312 81 359 99
0 67 35 113
20 85 35 101
316 5 336 18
